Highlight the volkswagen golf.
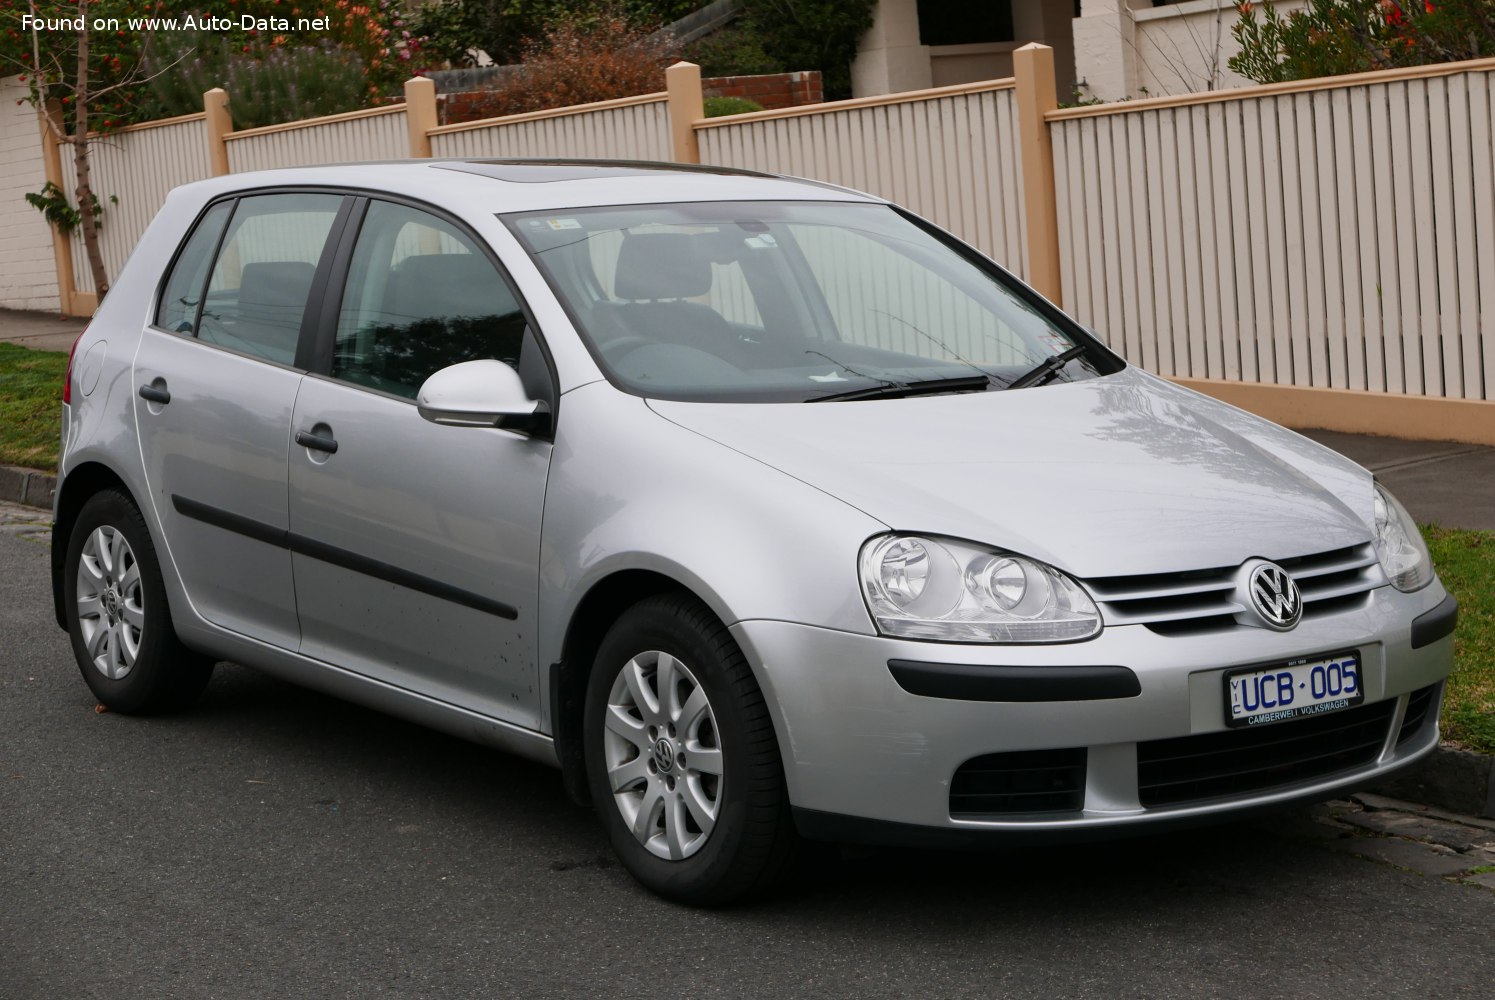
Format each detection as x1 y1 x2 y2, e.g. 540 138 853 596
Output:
52 160 1456 904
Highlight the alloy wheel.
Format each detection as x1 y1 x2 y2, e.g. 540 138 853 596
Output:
602 650 724 860
75 525 144 680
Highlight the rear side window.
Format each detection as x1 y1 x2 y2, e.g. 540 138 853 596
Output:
332 199 529 399
155 201 233 333
196 193 344 365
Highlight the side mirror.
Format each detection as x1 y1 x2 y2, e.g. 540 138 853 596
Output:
416 359 550 434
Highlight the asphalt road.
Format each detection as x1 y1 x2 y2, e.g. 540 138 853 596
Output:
3 522 1492 1000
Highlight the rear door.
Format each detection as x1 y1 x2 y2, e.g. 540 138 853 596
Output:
135 192 350 648
286 197 555 729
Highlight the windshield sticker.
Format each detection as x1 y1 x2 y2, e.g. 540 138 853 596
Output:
546 218 583 230
808 371 849 382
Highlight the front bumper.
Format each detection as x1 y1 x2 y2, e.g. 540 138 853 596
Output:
731 583 1454 843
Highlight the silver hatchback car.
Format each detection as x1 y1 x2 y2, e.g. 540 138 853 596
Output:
53 160 1456 903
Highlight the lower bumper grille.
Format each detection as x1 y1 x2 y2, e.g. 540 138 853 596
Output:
950 748 1087 817
1137 698 1397 808
1396 684 1439 745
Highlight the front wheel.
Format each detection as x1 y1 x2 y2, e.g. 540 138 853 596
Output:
64 490 214 714
583 593 797 905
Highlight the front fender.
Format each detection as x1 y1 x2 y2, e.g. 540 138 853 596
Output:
537 384 885 671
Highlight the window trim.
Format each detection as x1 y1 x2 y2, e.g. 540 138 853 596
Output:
149 186 362 374
303 191 561 434
149 184 562 430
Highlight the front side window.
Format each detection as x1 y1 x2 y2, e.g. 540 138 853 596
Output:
507 200 1114 403
197 193 344 365
332 200 529 399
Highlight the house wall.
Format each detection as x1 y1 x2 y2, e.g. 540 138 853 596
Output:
0 75 62 312
853 0 1075 98
1076 0 1307 102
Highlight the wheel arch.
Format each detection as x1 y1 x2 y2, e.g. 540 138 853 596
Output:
549 568 710 805
51 461 137 631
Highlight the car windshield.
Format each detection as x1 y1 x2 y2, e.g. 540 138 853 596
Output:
506 200 1113 403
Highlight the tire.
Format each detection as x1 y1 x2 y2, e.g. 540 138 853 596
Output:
64 489 214 714
583 593 797 905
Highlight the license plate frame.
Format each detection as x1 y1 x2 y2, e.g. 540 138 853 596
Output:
1222 649 1364 729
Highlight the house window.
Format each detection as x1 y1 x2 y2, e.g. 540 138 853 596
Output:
916 0 1014 46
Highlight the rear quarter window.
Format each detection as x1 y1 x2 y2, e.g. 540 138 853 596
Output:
155 201 233 333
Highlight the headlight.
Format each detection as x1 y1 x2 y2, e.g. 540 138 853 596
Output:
1372 483 1432 592
859 534 1100 642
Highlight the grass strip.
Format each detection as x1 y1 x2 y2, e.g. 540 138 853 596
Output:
1424 526 1495 754
0 343 66 472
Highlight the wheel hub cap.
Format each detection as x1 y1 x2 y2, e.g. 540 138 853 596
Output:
653 738 676 773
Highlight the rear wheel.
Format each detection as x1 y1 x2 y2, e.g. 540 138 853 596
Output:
64 490 213 714
584 593 797 904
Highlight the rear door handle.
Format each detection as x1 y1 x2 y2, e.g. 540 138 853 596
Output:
295 430 339 454
138 383 171 404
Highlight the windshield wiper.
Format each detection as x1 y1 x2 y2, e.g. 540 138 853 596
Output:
807 374 994 402
1004 344 1088 390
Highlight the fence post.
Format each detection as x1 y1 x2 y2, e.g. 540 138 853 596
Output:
666 61 704 164
404 77 437 158
204 88 233 176
1012 43 1063 308
37 100 80 316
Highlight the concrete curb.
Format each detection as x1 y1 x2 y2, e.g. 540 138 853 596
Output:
1370 744 1495 819
0 465 56 511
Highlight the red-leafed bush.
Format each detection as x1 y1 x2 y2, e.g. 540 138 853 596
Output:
455 7 676 118
1231 0 1495 83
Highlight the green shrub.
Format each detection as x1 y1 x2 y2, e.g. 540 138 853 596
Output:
704 95 764 116
741 0 875 100
146 36 372 128
685 26 784 77
1231 0 1495 84
413 0 705 67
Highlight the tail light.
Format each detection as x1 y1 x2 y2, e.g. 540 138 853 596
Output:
63 329 84 405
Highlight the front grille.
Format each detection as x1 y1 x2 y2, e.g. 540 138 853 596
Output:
1086 543 1381 633
950 748 1086 817
1396 684 1439 745
1137 698 1396 807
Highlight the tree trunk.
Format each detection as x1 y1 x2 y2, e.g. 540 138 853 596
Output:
71 0 110 302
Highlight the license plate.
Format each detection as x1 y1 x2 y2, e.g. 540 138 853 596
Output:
1224 651 1363 728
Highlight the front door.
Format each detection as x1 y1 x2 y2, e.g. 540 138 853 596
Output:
287 199 554 729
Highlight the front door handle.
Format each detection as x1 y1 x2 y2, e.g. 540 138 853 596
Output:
294 430 339 455
138 383 171 405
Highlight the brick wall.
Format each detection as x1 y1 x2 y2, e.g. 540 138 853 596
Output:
703 71 822 110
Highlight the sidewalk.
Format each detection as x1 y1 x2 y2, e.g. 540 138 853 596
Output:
0 307 86 353
1300 430 1495 532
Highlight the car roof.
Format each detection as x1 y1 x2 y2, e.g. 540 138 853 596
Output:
169 159 883 215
